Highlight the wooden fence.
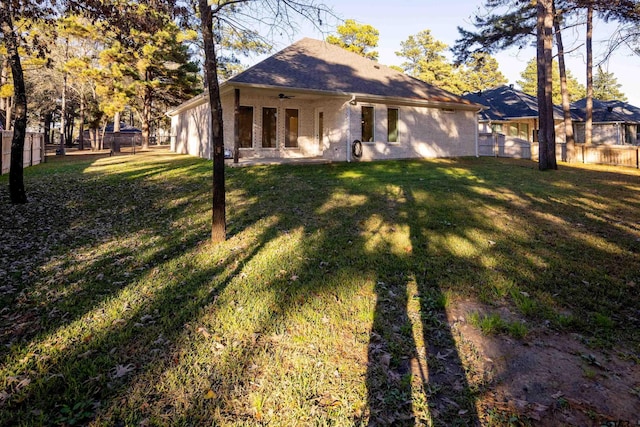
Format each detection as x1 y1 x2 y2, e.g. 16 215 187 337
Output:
1 131 45 175
574 144 640 168
479 132 639 168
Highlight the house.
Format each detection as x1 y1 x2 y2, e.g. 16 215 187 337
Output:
82 122 142 150
462 85 569 159
166 38 483 162
462 85 569 143
571 99 640 145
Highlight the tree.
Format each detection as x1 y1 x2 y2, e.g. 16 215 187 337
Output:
396 29 462 94
326 19 379 60
68 0 201 150
197 0 332 243
128 24 200 149
197 0 226 242
537 0 557 170
517 57 585 104
553 3 576 158
0 1 58 203
593 66 627 101
585 2 594 145
457 52 508 93
455 0 640 165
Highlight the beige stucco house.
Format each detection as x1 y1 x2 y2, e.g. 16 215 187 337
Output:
462 85 568 159
571 99 640 145
166 38 483 162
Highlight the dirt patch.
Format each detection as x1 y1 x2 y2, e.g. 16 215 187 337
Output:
449 300 640 425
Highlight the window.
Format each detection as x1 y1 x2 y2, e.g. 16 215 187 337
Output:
388 108 398 143
262 107 277 148
625 124 636 144
285 109 299 148
519 123 529 140
491 123 503 133
238 106 253 148
361 106 374 142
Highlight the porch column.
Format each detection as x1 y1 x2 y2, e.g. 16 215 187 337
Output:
233 88 239 163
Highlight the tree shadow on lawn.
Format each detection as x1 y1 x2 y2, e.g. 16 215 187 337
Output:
2 155 638 425
98 158 638 425
0 153 275 424
0 154 211 356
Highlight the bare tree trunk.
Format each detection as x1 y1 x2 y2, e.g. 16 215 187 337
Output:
78 96 85 150
5 97 12 131
199 0 226 243
537 0 557 170
43 111 52 146
64 108 74 146
112 111 120 152
59 66 67 154
0 57 10 131
553 3 575 162
90 128 97 150
141 80 151 150
586 4 594 145
0 6 27 202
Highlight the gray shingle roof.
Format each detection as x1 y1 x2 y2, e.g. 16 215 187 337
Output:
462 85 566 121
571 98 640 123
227 38 475 106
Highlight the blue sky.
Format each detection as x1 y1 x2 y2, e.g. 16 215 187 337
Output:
256 0 640 106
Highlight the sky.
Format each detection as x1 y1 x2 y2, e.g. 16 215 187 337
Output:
249 0 640 106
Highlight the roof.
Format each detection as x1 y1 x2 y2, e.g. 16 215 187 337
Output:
104 122 142 133
571 98 640 123
226 38 477 108
462 85 566 121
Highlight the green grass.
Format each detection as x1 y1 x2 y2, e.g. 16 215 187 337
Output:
468 312 529 339
0 150 638 425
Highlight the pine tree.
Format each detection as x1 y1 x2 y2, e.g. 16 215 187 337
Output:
396 30 462 94
593 66 627 101
326 19 379 60
457 52 508 94
517 57 585 104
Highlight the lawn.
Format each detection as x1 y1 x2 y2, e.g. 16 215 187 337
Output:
1 150 638 426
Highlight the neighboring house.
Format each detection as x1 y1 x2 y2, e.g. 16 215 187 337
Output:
166 38 483 162
82 122 142 150
463 85 568 143
571 99 640 145
462 85 569 159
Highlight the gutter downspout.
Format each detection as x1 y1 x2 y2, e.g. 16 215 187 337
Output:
346 95 356 162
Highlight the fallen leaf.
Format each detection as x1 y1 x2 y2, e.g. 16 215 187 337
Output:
204 389 216 400
379 352 391 368
16 378 31 390
111 364 135 379
197 327 211 338
436 350 453 360
318 395 341 407
78 350 95 359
